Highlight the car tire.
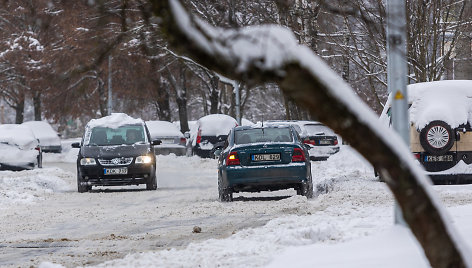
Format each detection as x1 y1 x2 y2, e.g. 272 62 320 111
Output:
420 120 455 155
77 172 89 193
297 181 313 199
146 166 157 190
37 152 43 168
218 174 233 202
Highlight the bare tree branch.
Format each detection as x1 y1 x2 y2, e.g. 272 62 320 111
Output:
148 0 471 267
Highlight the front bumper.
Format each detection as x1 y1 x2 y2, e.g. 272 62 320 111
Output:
154 145 186 156
78 163 154 186
308 145 340 160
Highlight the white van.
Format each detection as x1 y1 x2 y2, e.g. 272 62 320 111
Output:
381 80 472 184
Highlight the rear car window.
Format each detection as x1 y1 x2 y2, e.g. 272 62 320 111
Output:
235 128 293 144
85 124 146 146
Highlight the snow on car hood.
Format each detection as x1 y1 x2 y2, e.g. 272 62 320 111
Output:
86 113 144 129
408 80 472 130
0 124 39 149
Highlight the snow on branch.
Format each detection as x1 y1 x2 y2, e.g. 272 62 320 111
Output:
149 1 472 267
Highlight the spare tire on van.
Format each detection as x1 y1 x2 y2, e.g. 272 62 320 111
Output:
419 120 454 155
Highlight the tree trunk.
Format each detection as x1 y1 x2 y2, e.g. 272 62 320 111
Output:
15 97 25 124
177 67 189 133
156 87 171 121
33 91 42 121
209 75 219 114
97 79 107 117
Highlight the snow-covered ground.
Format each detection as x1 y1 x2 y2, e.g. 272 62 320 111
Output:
2 145 472 267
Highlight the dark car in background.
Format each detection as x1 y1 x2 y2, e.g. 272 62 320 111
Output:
187 114 238 158
0 124 42 171
267 120 339 160
216 125 313 202
72 113 161 192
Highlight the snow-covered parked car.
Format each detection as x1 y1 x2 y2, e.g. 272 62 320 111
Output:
381 80 472 184
22 121 62 153
0 124 42 170
187 114 238 158
266 120 339 160
72 113 161 192
146 120 186 156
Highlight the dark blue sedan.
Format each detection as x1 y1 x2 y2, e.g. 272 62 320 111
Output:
216 125 313 202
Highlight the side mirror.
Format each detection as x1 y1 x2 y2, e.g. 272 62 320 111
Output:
71 142 81 148
152 139 162 145
184 132 190 139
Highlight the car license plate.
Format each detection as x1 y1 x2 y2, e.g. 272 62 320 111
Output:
104 168 128 175
425 155 453 162
319 140 331 145
161 138 174 144
252 153 280 162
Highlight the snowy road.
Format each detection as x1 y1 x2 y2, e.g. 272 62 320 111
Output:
1 154 324 267
3 147 472 267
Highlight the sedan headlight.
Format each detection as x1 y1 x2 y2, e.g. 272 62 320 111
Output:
135 155 152 164
80 158 96 166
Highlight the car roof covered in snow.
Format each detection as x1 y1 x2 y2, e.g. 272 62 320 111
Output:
86 113 144 129
197 114 237 136
383 80 472 130
146 120 184 138
22 121 61 146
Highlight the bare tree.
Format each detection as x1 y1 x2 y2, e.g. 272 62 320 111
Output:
148 1 471 267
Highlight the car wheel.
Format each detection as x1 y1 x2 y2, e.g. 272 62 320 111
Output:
420 120 454 155
146 166 157 190
298 181 313 199
77 171 89 193
218 174 233 202
37 153 43 168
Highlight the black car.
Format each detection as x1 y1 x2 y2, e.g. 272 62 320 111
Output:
72 114 161 192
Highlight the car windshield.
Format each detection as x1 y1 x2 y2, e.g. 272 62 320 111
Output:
84 124 146 146
304 124 335 136
235 128 292 144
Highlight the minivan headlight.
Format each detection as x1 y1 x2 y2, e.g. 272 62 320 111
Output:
80 158 96 165
135 155 152 164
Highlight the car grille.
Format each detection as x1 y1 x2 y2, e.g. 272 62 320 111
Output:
98 157 133 166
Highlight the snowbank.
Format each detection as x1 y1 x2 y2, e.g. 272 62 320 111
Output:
0 168 74 206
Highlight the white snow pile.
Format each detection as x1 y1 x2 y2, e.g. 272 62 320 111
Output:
146 120 184 138
0 168 74 206
408 80 472 130
86 113 143 129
